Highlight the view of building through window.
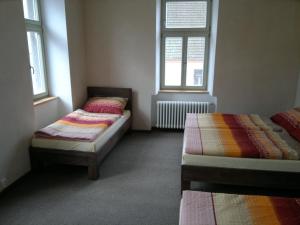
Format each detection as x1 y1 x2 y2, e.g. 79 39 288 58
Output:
161 0 210 90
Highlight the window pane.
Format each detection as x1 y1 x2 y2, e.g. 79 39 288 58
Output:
22 0 39 21
186 37 205 87
27 32 46 95
166 1 207 28
164 37 182 86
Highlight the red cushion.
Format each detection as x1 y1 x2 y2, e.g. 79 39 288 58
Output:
83 97 127 115
271 108 300 141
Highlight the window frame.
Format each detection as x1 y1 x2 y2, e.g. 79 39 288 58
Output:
24 0 48 100
160 0 212 91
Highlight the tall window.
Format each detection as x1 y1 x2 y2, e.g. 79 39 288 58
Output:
161 0 211 90
22 0 48 99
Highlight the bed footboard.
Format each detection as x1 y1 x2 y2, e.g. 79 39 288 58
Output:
181 164 300 192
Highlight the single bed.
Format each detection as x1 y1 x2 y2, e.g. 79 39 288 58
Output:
179 190 300 225
181 113 300 191
30 87 132 180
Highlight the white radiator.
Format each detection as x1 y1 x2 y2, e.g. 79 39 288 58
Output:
156 101 210 129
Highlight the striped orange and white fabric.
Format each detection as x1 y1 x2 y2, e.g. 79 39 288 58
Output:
35 109 121 141
184 127 298 159
180 191 300 225
271 108 300 142
185 113 270 130
183 113 299 159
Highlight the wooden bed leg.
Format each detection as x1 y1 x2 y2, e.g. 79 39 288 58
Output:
181 179 191 193
30 153 44 171
88 165 99 180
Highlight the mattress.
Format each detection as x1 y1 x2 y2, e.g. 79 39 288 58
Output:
182 115 300 172
32 110 131 152
179 190 300 225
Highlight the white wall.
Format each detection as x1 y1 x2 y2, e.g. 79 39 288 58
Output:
294 73 300 107
36 0 300 132
207 0 219 94
65 0 87 109
84 0 156 130
34 99 59 130
41 0 73 118
34 0 87 130
0 0 34 191
213 0 300 116
83 0 300 128
155 0 161 94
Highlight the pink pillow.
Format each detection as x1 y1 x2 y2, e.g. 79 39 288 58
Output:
83 97 128 115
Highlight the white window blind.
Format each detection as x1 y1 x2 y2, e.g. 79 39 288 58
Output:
27 32 46 95
165 37 183 86
186 37 205 86
166 1 207 28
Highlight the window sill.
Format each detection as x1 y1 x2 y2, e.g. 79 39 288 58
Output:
159 90 209 94
33 96 58 107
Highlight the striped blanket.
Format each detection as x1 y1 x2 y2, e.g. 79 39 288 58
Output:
185 113 270 130
180 191 300 225
184 114 299 159
35 109 120 141
271 108 300 141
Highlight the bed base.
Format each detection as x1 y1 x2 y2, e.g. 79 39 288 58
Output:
30 118 131 179
30 86 132 180
181 164 300 192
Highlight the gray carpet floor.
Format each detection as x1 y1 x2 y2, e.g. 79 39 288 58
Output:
0 131 183 225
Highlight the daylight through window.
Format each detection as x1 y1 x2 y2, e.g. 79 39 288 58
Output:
161 0 211 90
22 0 48 99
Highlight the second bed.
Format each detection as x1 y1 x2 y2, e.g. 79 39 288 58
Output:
30 87 132 180
181 113 300 191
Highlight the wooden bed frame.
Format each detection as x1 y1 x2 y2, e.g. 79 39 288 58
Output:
30 86 132 180
181 163 300 192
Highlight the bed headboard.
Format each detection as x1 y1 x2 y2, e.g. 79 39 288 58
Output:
87 86 133 112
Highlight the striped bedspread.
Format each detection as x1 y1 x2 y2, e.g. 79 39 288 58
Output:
271 108 300 141
35 109 120 141
185 113 270 130
184 113 299 159
180 191 300 225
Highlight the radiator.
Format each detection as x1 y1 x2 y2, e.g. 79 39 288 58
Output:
156 101 210 129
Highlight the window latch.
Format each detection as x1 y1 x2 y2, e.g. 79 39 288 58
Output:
30 65 35 75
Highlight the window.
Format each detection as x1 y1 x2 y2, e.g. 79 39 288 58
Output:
22 0 48 99
161 0 211 90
